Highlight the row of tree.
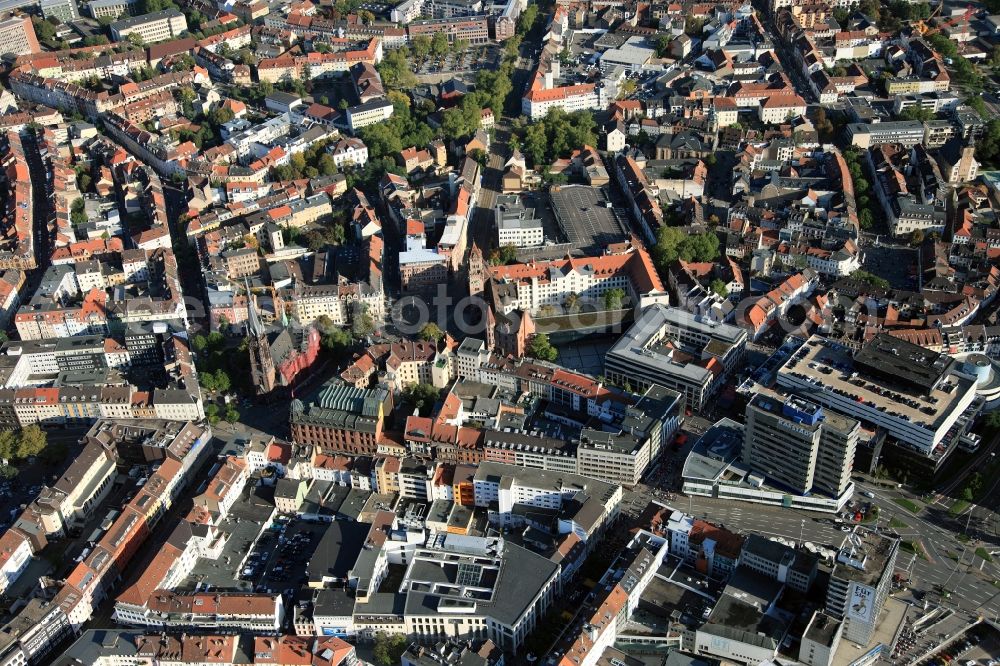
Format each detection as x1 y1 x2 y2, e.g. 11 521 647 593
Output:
840 148 876 230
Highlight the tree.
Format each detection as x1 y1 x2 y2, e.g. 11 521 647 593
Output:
470 148 488 166
899 106 935 122
205 403 221 424
377 48 416 88
850 269 890 289
15 426 46 460
199 371 218 393
403 383 441 417
225 407 240 424
127 32 145 47
207 331 225 349
442 105 478 141
372 633 408 666
411 36 432 60
518 4 538 33
488 245 518 265
655 33 672 57
528 333 558 362
977 119 1000 168
968 96 988 118
418 323 444 342
71 198 87 226
352 308 375 339
519 108 597 166
431 31 450 58
709 278 729 298
318 322 352 356
652 228 719 271
814 107 835 140
452 38 469 54
0 430 15 463
603 287 626 310
563 292 580 312
192 334 208 353
684 16 707 36
214 369 231 394
858 208 874 230
910 229 925 246
33 16 58 42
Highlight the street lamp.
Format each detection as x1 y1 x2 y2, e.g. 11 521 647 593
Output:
942 545 968 592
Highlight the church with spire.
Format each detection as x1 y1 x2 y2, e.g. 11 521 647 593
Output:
245 286 321 395
247 288 277 394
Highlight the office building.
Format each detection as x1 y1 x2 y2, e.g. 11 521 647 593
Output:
40 0 78 22
488 244 667 317
605 305 747 411
681 417 852 513
348 533 560 652
0 14 39 56
346 98 394 133
87 0 136 18
406 15 490 44
740 534 817 594
800 612 843 666
825 528 899 645
495 195 543 248
109 8 186 43
846 121 927 149
744 393 859 498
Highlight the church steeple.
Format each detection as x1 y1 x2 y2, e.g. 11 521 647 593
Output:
468 241 485 298
247 280 266 338
245 280 276 394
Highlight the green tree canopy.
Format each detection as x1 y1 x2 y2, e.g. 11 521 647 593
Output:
528 333 558 362
652 227 720 270
0 430 15 462
15 426 46 460
850 269 890 289
520 108 597 166
603 287 626 310
372 633 408 666
431 32 450 57
418 323 444 342
710 278 729 297
403 383 441 417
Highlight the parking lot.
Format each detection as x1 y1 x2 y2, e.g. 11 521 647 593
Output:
177 486 333 598
909 619 999 666
252 518 328 595
414 45 501 77
181 489 273 594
